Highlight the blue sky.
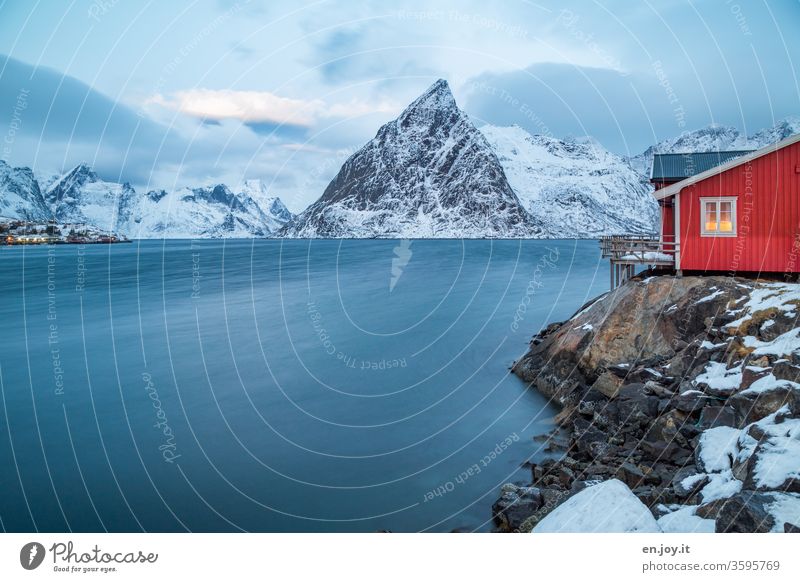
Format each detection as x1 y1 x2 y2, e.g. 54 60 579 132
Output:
0 0 798 211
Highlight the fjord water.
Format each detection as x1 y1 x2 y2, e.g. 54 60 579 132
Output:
0 240 608 532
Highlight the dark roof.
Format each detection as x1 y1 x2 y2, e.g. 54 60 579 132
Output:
651 150 754 181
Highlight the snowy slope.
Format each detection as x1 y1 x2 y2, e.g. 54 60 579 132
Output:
238 179 294 232
481 125 659 237
749 116 800 148
0 159 52 220
626 117 800 177
37 164 293 238
532 479 662 533
125 183 293 239
45 163 136 233
280 79 540 238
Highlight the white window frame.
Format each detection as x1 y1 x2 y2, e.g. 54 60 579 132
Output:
700 196 737 237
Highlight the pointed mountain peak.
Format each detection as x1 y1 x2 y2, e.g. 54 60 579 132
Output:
55 163 98 188
241 178 268 196
68 162 96 178
400 78 457 119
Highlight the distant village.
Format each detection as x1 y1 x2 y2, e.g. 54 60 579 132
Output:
0 219 128 245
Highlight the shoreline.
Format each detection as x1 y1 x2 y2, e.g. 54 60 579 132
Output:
492 273 800 533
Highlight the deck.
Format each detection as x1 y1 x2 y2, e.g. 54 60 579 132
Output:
599 235 677 289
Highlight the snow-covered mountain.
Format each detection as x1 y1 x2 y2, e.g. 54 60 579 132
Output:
5 110 799 239
480 125 659 237
45 163 136 232
280 79 539 238
238 179 293 232
749 116 800 148
3 162 293 238
0 159 52 220
125 182 292 239
626 116 800 177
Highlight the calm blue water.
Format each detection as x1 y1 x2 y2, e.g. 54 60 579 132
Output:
0 239 609 532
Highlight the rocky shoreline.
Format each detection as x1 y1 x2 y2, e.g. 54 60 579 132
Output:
492 274 800 533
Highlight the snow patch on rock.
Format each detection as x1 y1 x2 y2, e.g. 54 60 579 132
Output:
532 479 661 533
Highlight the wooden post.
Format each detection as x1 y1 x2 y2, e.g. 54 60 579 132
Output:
610 261 614 290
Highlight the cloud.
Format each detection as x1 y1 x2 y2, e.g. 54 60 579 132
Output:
0 54 184 182
462 60 799 156
147 88 399 127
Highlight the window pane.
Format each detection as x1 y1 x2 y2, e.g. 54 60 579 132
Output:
719 201 733 232
704 202 717 232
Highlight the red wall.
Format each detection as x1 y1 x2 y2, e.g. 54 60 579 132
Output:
678 140 800 273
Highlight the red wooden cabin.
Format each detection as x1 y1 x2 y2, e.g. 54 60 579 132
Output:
601 134 800 287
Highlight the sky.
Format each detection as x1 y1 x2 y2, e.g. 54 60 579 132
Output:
0 0 798 212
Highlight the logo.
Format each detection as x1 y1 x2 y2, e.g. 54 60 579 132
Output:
390 239 413 292
20 542 46 570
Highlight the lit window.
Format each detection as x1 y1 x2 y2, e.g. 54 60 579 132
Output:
700 197 737 236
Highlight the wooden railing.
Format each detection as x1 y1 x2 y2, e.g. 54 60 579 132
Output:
599 235 678 265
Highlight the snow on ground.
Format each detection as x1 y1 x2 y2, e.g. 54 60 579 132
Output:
765 493 800 532
700 340 726 350
726 282 800 329
696 426 740 472
744 413 800 489
693 361 743 395
744 328 800 358
656 506 715 533
738 373 800 395
699 470 743 502
696 288 725 304
657 408 800 531
532 479 661 533
620 251 673 262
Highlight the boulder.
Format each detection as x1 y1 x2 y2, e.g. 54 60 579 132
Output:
741 417 800 493
617 384 660 424
592 372 623 399
646 409 689 442
694 426 740 473
697 405 737 429
740 366 772 390
492 485 543 532
695 498 729 519
616 462 647 488
715 491 776 533
728 384 800 425
513 276 744 405
773 360 800 383
674 390 710 413
532 479 661 533
672 466 709 498
657 506 716 533
640 439 693 465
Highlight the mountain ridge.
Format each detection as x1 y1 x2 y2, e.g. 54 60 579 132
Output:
1 161 294 238
2 97 798 239
280 79 540 238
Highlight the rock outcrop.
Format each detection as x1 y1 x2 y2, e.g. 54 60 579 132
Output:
493 275 800 533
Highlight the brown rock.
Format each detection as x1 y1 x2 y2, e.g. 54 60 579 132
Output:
645 409 689 442
740 365 771 390
773 360 800 383
729 385 800 425
513 276 745 406
616 462 646 488
592 372 623 399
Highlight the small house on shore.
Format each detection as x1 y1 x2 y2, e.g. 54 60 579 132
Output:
602 133 800 287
